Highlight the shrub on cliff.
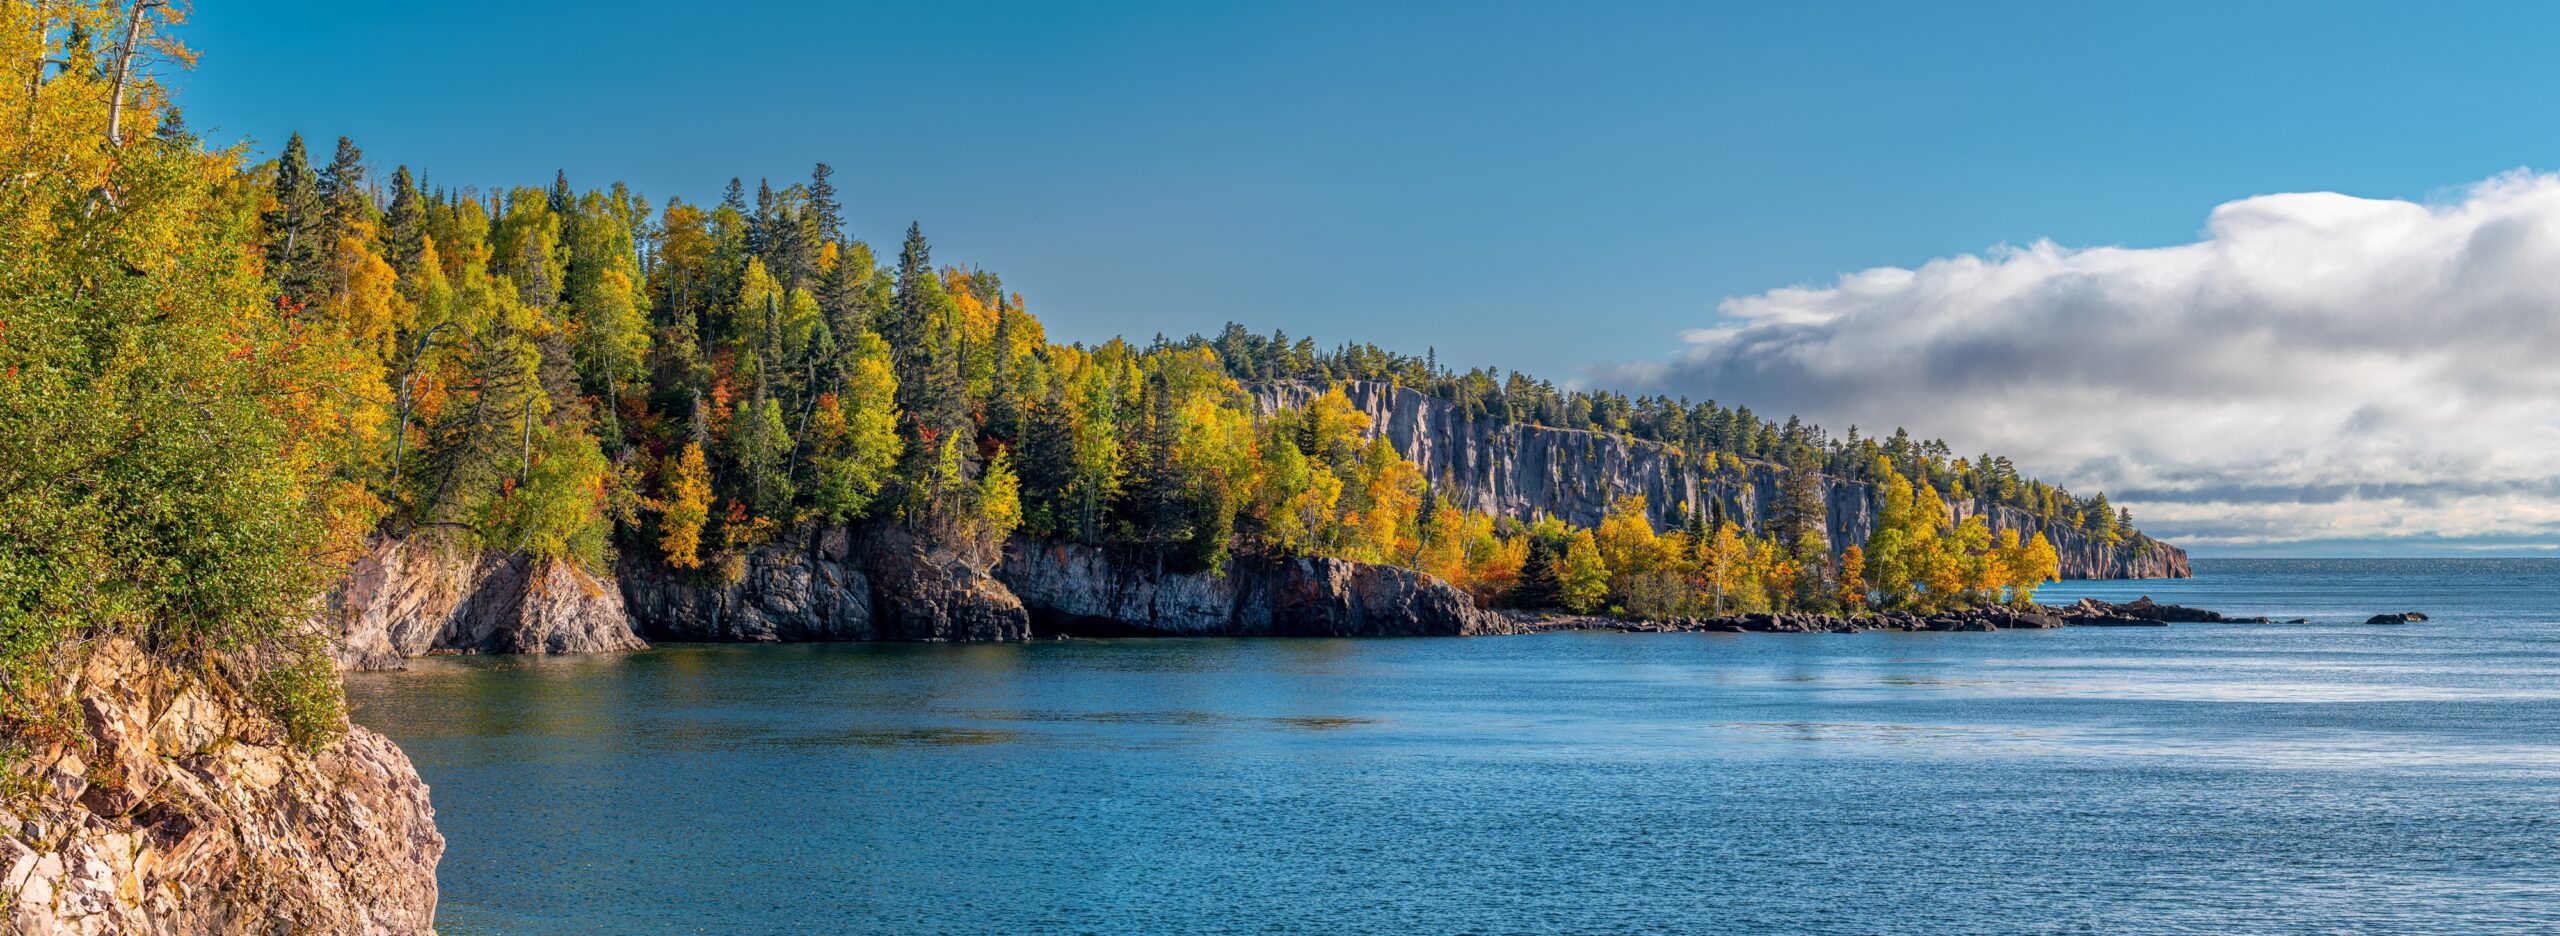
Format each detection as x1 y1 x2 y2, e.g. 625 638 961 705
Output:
0 3 369 750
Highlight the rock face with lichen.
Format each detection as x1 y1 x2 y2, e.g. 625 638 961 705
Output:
995 537 1496 637
329 535 647 671
2 640 442 935
618 524 1031 643
1253 379 2190 580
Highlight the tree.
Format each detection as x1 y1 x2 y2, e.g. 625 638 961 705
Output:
2085 493 2121 545
730 396 796 520
263 131 328 302
1772 446 1827 552
808 162 842 247
660 443 712 569
1836 544 1868 611
1558 530 1609 614
383 165 428 275
317 135 369 248
1701 524 1749 613
810 328 901 521
2010 532 2062 605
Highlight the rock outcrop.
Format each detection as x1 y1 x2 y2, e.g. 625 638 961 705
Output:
1486 605 2070 635
3 640 442 934
2061 597 2268 625
330 534 646 670
619 525 1031 643
996 538 1495 637
1253 379 2190 579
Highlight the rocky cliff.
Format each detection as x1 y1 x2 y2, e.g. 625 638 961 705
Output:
618 525 1031 643
1254 380 2189 580
3 640 443 934
330 535 647 671
996 537 1495 637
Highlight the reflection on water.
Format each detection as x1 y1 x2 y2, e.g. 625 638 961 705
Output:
354 559 2560 935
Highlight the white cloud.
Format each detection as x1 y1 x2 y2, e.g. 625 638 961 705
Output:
1613 171 2560 551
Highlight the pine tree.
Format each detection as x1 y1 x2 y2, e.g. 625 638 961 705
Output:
262 132 327 303
749 178 776 260
382 165 427 276
809 163 842 247
721 177 747 216
316 136 370 247
1772 446 1828 552
985 296 1023 446
2086 493 2120 545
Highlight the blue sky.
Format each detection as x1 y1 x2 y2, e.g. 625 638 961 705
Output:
173 2 2560 554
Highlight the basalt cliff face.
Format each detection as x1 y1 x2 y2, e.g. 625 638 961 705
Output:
329 535 647 671
1254 380 2189 580
617 525 1031 643
996 537 1495 637
614 524 1494 643
3 640 443 935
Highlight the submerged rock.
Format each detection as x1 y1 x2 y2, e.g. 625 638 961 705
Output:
2061 596 2258 626
2366 612 2430 625
3 640 442 934
329 534 645 670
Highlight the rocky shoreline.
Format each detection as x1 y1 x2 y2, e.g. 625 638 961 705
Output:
330 524 2377 672
1479 597 2285 636
3 641 443 934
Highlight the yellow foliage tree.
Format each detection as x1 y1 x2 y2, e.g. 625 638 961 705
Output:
660 443 712 569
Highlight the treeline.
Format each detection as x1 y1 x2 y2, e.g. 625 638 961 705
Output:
0 2 2101 755
274 134 2076 621
257 124 2091 613
1181 325 2147 549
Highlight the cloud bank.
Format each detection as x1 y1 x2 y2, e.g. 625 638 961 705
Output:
1613 172 2560 551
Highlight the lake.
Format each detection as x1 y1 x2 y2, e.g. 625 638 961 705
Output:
345 558 2560 934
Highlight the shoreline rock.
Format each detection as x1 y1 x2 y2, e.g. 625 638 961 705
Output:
329 534 645 671
996 537 1492 638
619 524 1030 643
1468 596 2284 636
3 640 442 934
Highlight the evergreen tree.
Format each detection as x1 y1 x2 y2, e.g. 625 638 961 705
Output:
262 132 327 303
382 165 427 276
317 135 369 248
984 297 1023 446
809 162 843 246
748 178 776 260
2086 493 2120 545
1772 447 1828 553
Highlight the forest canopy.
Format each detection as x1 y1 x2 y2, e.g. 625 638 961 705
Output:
1 0 2135 751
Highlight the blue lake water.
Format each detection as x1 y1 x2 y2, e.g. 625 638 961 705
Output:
345 558 2560 934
